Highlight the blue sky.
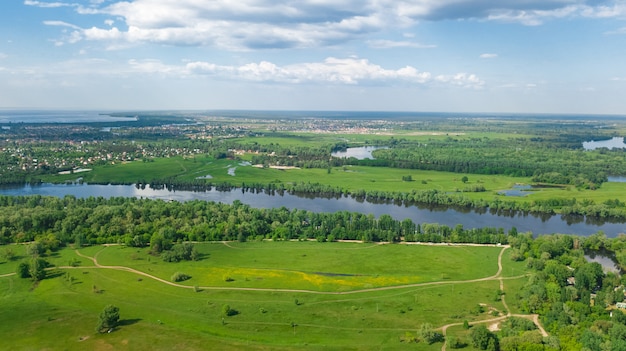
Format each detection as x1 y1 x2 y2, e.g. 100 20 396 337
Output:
2 0 626 114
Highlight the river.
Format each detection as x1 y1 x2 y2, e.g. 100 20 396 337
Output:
1 183 625 237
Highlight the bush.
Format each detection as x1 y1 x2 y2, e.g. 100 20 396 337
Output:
448 336 466 349
16 261 30 278
96 305 120 333
162 243 199 262
171 272 191 282
222 304 238 316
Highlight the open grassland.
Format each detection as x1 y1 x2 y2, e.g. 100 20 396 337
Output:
48 155 526 193
0 242 524 350
94 242 502 291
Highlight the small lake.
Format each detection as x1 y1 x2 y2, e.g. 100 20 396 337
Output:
585 250 621 273
583 137 626 150
608 176 626 183
331 146 386 160
498 184 533 197
1 183 625 237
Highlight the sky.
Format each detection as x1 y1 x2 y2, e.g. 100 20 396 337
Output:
1 0 626 114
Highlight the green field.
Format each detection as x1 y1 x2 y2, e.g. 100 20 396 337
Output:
0 242 531 350
42 152 626 211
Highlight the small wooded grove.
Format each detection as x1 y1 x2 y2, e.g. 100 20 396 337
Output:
0 195 513 247
503 232 626 351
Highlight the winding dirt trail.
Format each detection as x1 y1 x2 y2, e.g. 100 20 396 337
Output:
439 245 547 351
74 245 517 295
3 243 548 345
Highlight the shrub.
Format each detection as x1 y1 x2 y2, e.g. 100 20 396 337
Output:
16 261 30 278
222 304 238 316
171 272 191 282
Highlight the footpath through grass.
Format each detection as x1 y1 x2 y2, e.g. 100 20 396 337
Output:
94 242 502 292
0 242 524 350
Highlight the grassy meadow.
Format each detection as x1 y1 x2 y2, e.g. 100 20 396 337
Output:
0 242 523 350
41 146 626 211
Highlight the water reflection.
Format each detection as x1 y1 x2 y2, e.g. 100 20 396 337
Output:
585 249 621 273
331 146 386 160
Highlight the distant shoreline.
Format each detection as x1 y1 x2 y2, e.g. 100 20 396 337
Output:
2 109 626 124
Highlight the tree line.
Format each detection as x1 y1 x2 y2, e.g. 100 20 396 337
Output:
0 194 517 246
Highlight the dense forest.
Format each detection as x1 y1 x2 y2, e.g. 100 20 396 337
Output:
0 195 512 247
508 232 626 351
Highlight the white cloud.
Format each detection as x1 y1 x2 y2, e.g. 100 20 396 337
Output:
183 57 484 88
0 56 484 91
581 4 626 18
37 0 626 50
480 53 498 59
434 73 485 88
43 20 82 30
367 39 436 49
24 0 74 8
0 53 7 59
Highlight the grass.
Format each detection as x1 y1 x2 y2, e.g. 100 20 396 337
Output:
0 242 526 350
94 242 501 291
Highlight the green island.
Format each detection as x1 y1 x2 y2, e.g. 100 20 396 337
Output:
1 111 626 350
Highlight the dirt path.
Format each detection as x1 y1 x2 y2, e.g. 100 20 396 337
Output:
74 246 512 296
6 244 548 345
439 245 548 351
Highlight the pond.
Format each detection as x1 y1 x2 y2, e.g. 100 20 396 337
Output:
583 137 626 150
331 146 386 160
1 183 625 237
498 184 533 197
585 249 621 273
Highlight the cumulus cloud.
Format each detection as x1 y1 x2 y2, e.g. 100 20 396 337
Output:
32 0 626 49
2 56 484 89
131 56 484 88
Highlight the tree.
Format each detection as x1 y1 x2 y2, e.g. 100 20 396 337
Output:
28 257 48 281
16 261 30 278
461 176 469 183
26 241 44 257
222 304 238 316
1 247 16 261
575 262 604 292
96 305 120 333
471 325 498 350
419 323 442 344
